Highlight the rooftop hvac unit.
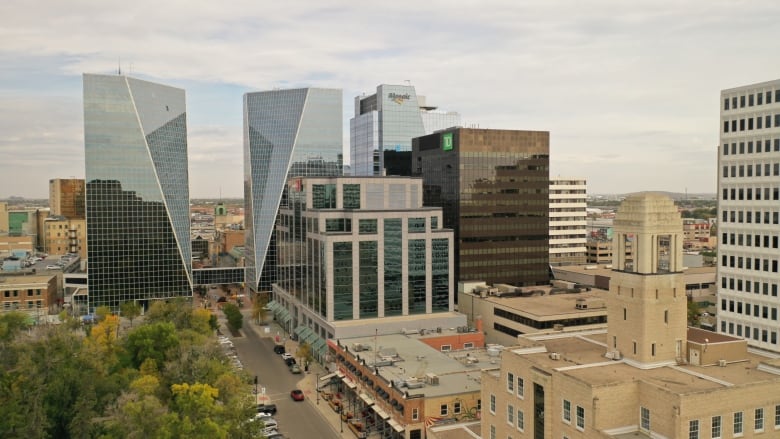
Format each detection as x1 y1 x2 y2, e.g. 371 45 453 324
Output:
553 324 564 331
611 350 622 360
436 327 442 333
549 352 561 360
718 359 727 367
425 373 440 385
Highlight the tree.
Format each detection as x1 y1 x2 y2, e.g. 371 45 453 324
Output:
124 322 180 368
121 301 142 327
0 311 30 344
687 300 701 327
222 303 243 332
95 305 112 322
251 294 268 325
296 341 313 370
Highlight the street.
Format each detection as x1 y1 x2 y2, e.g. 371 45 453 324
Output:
231 320 342 439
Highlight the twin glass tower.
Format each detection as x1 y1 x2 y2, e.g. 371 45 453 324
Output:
84 74 192 311
84 74 343 309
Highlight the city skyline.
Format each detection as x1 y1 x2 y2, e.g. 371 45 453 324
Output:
2 1 780 198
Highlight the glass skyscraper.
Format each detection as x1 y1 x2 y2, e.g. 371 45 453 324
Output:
244 88 343 294
350 84 461 176
413 128 550 287
84 74 192 312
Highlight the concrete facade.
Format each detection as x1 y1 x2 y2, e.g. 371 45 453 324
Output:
549 178 587 266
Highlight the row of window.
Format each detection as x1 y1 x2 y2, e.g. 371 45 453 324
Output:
722 138 780 155
721 298 779 320
721 254 779 272
2 289 43 297
2 300 44 309
721 276 779 296
720 319 779 344
722 163 780 179
689 406 779 438
721 232 779 249
723 114 780 133
724 90 779 110
721 208 780 224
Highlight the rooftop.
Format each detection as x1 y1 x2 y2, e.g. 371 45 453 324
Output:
511 330 780 394
337 331 501 398
465 285 609 319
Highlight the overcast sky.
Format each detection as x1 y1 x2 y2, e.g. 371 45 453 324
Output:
2 0 779 198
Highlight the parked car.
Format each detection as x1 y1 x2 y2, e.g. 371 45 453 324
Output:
46 265 62 270
261 426 279 437
281 353 293 361
289 364 302 374
284 357 296 367
290 389 304 401
273 345 285 354
257 403 277 414
265 433 286 439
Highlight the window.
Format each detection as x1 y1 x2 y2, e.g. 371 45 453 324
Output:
358 219 377 234
489 425 495 439
756 408 764 432
775 405 780 428
517 377 524 399
463 342 474 349
563 400 571 423
734 411 743 434
507 404 514 425
640 407 650 431
453 401 461 414
440 344 451 352
342 184 361 209
440 404 448 416
412 408 419 421
407 217 426 233
689 420 699 439
490 394 496 414
517 409 524 432
507 372 514 392
576 406 585 430
712 415 722 438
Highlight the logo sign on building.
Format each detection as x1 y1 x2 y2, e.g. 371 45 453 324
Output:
442 132 453 151
388 92 411 105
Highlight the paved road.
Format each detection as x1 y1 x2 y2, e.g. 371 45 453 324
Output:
232 322 340 439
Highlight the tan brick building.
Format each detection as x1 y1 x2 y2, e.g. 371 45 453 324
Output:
0 274 59 317
482 194 780 439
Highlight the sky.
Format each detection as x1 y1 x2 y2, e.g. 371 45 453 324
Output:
1 0 779 199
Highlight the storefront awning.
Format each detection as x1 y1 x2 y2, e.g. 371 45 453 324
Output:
311 337 326 353
343 377 357 389
319 372 337 382
265 300 279 311
372 406 390 420
388 419 404 433
359 393 374 406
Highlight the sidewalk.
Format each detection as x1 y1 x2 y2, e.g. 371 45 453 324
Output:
241 314 356 439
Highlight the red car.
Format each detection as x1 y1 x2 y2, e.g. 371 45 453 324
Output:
290 389 304 401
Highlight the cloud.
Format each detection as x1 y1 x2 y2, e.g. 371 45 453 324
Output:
1 0 779 196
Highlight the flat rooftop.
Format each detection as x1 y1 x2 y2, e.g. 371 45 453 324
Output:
476 286 609 319
0 274 56 285
511 330 780 394
338 332 501 398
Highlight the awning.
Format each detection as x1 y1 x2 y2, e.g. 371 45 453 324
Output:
265 300 279 311
303 331 319 346
372 406 390 420
343 377 357 389
319 372 337 382
336 371 345 378
388 419 404 433
294 325 307 337
315 341 328 359
359 393 374 406
311 338 326 353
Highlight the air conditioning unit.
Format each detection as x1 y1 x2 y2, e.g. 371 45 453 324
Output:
549 352 561 360
553 324 564 331
611 350 622 360
718 359 727 367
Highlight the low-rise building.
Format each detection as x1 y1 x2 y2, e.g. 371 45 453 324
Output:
0 273 60 318
325 329 492 439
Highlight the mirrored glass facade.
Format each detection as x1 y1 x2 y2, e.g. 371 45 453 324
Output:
350 84 460 176
84 74 192 312
244 88 343 293
413 128 550 287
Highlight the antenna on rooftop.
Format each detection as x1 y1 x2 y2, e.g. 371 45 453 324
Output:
118 57 121 75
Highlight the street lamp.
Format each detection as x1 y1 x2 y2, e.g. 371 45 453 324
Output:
316 372 320 405
254 375 258 401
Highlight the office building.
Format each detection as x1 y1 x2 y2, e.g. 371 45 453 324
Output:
483 193 780 439
42 217 86 258
350 84 460 176
267 176 465 360
83 74 192 312
244 87 343 294
549 178 587 266
413 128 550 287
718 80 780 353
49 178 86 219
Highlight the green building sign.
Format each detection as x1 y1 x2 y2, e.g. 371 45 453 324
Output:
441 132 453 151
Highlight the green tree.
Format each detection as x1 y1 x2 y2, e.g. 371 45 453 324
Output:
95 305 112 322
687 300 701 327
296 341 313 370
121 300 142 327
0 311 30 344
124 322 180 368
222 303 243 332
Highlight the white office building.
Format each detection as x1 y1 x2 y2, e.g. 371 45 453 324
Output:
549 178 587 266
718 80 780 353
